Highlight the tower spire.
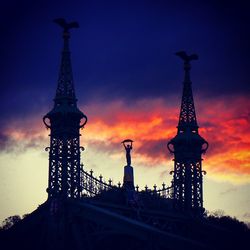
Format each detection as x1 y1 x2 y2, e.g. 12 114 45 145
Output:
168 51 208 216
176 51 198 132
43 19 87 200
54 18 79 101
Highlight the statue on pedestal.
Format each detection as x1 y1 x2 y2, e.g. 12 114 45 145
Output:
121 139 134 189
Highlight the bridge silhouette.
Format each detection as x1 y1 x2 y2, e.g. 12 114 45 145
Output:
0 19 249 250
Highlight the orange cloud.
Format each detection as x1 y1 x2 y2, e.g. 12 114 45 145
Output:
196 96 250 182
0 117 47 153
83 96 250 183
1 96 249 184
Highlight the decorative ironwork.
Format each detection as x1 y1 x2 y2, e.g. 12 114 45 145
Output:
54 18 79 99
80 167 117 197
43 18 178 206
143 183 173 199
44 19 87 199
175 51 199 132
168 51 208 215
79 165 173 200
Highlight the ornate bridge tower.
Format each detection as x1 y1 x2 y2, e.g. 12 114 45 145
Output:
43 19 87 199
168 51 208 215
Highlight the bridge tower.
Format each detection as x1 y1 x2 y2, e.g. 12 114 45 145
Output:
168 51 208 215
43 19 87 199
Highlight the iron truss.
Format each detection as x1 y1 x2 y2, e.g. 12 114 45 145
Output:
44 19 87 200
168 52 208 215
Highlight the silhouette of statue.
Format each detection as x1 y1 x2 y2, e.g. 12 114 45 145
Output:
122 139 133 166
122 139 134 191
125 144 132 166
175 51 198 83
175 51 198 63
54 18 79 32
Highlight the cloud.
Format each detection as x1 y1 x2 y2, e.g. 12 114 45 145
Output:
0 95 249 184
83 96 250 183
196 96 250 183
0 133 12 152
0 117 47 154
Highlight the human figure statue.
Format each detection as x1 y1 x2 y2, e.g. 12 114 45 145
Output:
122 139 133 166
122 140 135 196
125 144 132 166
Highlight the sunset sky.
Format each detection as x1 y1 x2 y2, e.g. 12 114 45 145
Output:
0 0 249 224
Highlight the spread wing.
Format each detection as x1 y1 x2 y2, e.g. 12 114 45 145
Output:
176 51 198 62
175 51 188 61
54 18 79 31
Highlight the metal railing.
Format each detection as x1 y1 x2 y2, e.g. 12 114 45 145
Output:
80 167 116 197
80 166 173 199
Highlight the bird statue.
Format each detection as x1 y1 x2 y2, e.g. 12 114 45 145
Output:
54 18 79 32
175 51 198 63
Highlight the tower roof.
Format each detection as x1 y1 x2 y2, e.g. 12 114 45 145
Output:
176 51 198 132
54 18 79 101
43 19 87 129
167 51 208 155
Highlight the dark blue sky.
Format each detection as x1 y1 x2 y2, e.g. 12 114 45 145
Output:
0 0 249 122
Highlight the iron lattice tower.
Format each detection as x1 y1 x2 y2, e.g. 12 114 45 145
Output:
168 51 208 215
43 19 87 199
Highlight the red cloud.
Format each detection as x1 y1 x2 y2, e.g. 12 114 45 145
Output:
83 96 250 182
1 95 249 184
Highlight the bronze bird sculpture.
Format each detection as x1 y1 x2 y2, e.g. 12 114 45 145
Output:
54 18 79 32
175 51 198 62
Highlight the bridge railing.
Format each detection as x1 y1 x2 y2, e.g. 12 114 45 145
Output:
80 166 117 197
150 185 173 199
135 183 174 199
80 166 173 199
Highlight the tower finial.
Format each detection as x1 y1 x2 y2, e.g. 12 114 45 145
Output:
175 51 198 83
175 51 198 63
54 18 79 34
